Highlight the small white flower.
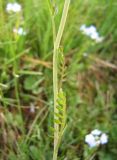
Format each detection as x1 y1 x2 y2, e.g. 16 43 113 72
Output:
80 24 104 43
80 25 96 36
90 32 99 40
85 25 97 37
6 2 21 13
13 27 26 36
80 24 86 31
6 3 13 12
12 2 22 12
91 129 102 136
85 129 108 148
85 134 97 148
100 133 108 144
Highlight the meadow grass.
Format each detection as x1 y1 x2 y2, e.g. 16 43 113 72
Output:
0 0 117 159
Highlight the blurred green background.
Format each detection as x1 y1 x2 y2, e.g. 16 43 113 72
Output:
0 0 117 159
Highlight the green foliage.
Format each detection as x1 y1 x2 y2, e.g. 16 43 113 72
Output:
24 75 44 94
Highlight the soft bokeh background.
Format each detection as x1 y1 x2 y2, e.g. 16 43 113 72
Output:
0 0 117 159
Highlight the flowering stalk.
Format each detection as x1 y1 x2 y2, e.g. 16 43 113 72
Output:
53 0 70 159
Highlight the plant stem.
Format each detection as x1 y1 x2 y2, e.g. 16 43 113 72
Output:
53 0 70 159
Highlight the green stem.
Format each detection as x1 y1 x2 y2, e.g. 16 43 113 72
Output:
53 0 70 160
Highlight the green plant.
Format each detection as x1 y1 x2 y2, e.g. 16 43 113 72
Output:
51 0 71 159
0 0 117 159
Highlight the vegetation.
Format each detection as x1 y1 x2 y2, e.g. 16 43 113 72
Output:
0 0 117 159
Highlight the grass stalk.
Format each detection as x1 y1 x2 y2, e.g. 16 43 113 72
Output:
53 0 70 159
